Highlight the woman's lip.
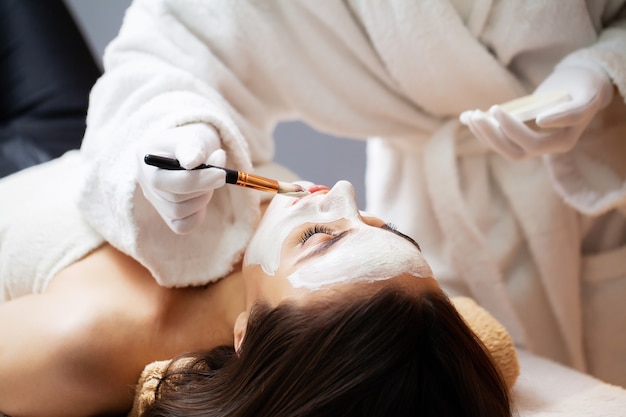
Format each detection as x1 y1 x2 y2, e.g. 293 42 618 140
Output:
290 185 329 205
308 185 330 193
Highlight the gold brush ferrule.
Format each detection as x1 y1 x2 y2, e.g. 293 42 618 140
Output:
236 172 279 193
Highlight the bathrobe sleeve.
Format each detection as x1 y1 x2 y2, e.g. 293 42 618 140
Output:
543 4 626 215
79 1 266 287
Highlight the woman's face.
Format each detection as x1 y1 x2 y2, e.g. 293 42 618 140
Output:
243 181 435 305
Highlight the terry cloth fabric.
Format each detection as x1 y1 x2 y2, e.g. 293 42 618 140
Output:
452 296 519 388
79 0 626 383
0 151 104 302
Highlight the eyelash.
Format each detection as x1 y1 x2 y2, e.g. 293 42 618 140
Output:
300 225 334 244
383 222 421 251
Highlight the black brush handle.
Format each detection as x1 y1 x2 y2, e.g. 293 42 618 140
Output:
144 154 239 184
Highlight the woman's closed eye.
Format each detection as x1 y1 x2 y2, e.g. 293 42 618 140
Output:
296 225 351 263
299 225 335 245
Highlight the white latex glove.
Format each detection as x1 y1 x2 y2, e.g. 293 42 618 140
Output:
137 123 227 234
460 64 614 160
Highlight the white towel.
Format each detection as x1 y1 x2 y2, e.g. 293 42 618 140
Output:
0 151 104 302
514 350 626 416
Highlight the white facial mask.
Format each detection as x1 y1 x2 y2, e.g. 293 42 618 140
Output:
243 181 432 289
287 224 432 290
244 180 319 276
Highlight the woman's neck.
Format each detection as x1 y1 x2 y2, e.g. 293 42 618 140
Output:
158 264 247 351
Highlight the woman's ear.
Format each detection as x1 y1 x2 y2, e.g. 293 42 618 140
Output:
233 311 249 353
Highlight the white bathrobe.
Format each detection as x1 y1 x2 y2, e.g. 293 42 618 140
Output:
78 0 626 385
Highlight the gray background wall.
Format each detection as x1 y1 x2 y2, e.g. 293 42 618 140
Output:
64 0 367 208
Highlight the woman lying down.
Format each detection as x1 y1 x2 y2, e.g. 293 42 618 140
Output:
0 153 513 417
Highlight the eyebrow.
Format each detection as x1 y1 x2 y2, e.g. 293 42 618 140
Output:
381 223 421 251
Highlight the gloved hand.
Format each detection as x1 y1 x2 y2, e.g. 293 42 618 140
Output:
460 63 614 160
137 123 227 234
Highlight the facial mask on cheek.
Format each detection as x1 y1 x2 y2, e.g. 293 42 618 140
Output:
244 191 332 276
243 203 292 276
286 227 432 291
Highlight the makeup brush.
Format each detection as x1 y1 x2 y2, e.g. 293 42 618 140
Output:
144 154 310 197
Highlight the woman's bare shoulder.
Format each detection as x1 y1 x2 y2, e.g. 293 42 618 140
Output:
0 244 168 415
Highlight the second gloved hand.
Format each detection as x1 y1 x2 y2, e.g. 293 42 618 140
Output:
137 123 227 234
460 63 614 160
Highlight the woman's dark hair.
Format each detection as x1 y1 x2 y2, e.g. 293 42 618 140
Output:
144 287 511 417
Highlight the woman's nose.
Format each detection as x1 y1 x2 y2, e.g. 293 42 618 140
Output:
320 180 359 216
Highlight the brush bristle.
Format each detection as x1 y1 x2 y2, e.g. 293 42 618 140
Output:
277 182 310 197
